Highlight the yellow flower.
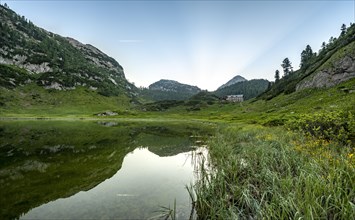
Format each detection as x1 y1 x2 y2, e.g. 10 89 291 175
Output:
349 153 354 159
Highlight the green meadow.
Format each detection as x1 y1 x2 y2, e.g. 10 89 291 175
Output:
1 79 354 219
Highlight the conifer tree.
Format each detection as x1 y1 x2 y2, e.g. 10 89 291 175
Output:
281 58 292 76
274 70 280 82
341 24 347 35
300 45 314 69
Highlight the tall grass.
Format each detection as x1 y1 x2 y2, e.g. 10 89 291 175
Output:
193 124 355 219
151 200 177 220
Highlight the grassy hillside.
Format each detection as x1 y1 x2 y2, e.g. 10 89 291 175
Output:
196 79 355 123
134 78 354 123
0 3 141 118
0 83 134 117
4 77 352 121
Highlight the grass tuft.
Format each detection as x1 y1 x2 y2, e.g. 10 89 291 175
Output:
193 124 355 219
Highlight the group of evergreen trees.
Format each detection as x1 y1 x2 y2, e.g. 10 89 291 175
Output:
274 46 314 82
263 22 355 100
274 23 352 83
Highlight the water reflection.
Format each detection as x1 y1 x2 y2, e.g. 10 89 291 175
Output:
0 120 211 219
22 148 204 219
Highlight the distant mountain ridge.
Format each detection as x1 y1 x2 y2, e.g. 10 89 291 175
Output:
140 79 201 101
218 75 247 90
214 79 270 100
149 79 201 93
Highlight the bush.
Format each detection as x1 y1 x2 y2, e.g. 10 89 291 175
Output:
263 117 287 126
287 111 354 145
141 100 184 111
0 64 33 88
186 104 201 111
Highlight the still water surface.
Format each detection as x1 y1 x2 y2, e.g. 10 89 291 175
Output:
0 120 211 219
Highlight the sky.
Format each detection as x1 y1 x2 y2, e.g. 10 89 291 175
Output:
2 0 355 91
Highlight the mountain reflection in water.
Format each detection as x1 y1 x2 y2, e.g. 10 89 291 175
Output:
0 120 211 219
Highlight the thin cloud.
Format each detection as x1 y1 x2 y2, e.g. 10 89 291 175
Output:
119 40 143 43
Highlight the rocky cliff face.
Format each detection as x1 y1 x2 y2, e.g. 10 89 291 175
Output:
295 26 355 91
0 54 53 73
65 37 124 75
0 5 137 97
296 54 355 91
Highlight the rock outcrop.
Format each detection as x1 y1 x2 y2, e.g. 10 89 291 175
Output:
296 55 355 90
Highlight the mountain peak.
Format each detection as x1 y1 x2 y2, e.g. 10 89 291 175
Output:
149 79 200 92
140 79 201 101
218 75 247 90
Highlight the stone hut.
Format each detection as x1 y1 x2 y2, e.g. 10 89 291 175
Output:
226 94 244 102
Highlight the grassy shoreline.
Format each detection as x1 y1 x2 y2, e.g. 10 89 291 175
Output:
193 123 354 219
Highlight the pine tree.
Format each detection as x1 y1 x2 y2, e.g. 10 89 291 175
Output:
274 70 280 82
341 24 347 35
281 58 292 77
329 37 334 44
300 45 314 69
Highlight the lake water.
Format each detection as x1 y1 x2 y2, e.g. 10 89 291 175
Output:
0 120 211 219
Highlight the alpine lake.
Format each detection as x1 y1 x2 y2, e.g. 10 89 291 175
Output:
0 120 214 219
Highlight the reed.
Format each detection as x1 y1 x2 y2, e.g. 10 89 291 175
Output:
151 199 176 220
193 125 355 219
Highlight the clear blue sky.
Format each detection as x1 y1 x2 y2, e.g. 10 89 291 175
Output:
3 0 355 90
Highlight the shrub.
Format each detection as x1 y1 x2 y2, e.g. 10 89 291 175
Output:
288 111 354 145
263 117 287 126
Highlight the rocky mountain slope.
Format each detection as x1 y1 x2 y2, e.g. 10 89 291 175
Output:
0 4 137 99
296 44 355 90
218 75 247 90
261 23 355 100
139 79 201 101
